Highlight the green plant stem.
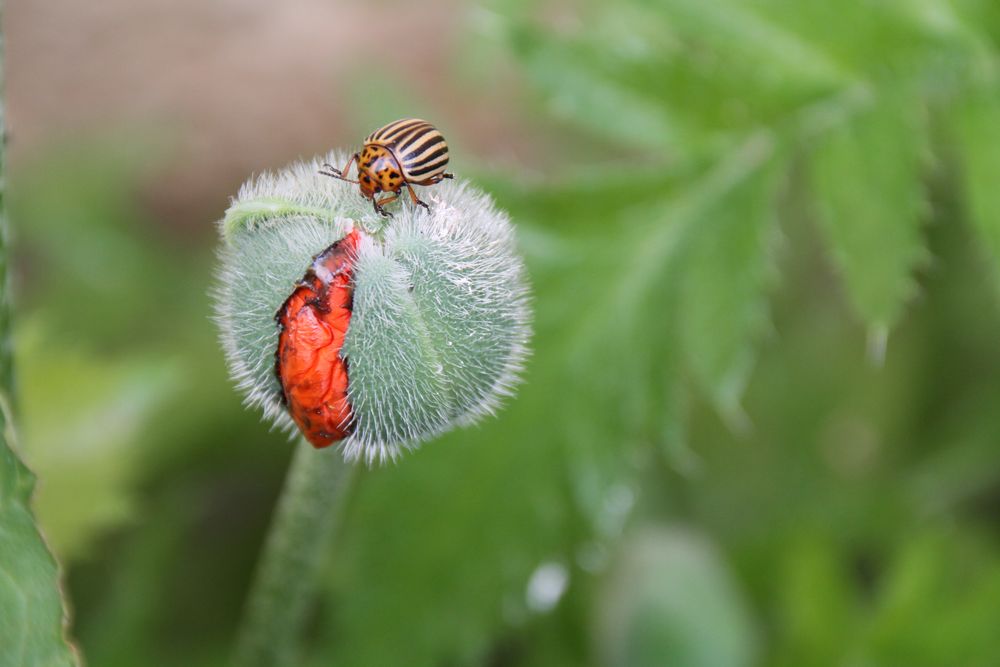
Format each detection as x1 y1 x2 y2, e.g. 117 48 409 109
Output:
232 440 355 667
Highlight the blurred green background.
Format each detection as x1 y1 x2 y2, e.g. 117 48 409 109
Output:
7 0 1000 665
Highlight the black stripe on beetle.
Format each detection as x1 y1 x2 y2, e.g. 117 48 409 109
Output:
373 119 423 143
405 146 448 170
396 127 435 153
403 138 446 163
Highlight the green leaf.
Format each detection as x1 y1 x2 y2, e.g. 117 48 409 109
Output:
863 533 1000 665
950 0 1000 50
647 0 848 85
322 389 581 667
595 526 758 667
0 402 79 667
742 0 973 76
678 161 781 422
951 89 1000 282
583 135 778 435
771 536 857 667
504 22 680 151
811 88 929 339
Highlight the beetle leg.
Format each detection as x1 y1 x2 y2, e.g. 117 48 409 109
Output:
405 183 431 212
373 193 398 218
319 165 359 184
319 154 359 184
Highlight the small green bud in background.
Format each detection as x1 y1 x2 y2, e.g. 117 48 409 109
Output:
214 151 531 463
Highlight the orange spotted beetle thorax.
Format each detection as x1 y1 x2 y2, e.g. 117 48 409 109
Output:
356 144 405 199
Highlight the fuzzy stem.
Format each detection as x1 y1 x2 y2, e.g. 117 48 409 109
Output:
232 440 355 667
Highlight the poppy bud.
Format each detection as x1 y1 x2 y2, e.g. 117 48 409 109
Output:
214 151 531 463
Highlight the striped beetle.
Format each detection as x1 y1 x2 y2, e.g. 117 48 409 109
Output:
320 118 453 217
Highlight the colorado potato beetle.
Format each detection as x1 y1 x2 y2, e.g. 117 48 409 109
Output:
320 118 454 217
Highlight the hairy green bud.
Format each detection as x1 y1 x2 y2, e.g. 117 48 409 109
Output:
214 152 531 463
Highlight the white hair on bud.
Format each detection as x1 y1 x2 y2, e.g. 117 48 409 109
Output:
214 151 531 463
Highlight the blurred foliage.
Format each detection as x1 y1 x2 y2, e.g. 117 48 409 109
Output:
595 526 758 667
0 50 79 665
17 323 179 559
8 0 1000 665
